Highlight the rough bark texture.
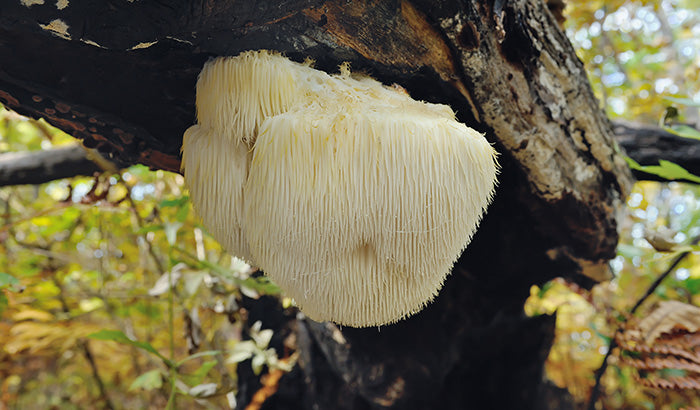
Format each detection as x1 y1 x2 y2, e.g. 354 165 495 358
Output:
0 1 632 409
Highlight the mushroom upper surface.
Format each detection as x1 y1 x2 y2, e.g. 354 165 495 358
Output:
182 50 498 327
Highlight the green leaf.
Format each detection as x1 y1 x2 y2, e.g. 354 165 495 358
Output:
88 329 173 367
664 124 700 141
656 160 700 183
175 203 190 223
160 196 189 208
182 360 217 386
241 276 282 296
126 164 151 178
683 277 700 295
663 96 700 107
129 369 163 391
173 248 241 282
136 225 163 235
0 272 19 289
0 293 8 317
624 157 700 183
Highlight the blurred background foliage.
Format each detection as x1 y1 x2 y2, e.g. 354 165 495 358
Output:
0 110 291 409
525 0 700 408
1 0 700 409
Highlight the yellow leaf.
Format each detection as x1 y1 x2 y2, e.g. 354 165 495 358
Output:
12 309 55 322
6 322 68 354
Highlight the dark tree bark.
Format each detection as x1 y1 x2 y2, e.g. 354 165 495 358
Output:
613 120 700 182
0 1 632 409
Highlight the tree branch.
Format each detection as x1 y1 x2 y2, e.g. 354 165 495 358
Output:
613 120 700 181
0 145 103 186
0 1 633 408
2 120 696 188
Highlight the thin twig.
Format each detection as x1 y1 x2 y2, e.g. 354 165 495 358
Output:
587 235 700 410
0 202 72 233
121 180 165 273
120 178 178 407
166 248 177 409
80 339 116 410
8 202 116 410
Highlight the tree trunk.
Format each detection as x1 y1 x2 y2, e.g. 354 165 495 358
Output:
0 1 632 409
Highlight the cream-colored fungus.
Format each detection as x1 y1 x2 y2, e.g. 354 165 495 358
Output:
182 50 498 327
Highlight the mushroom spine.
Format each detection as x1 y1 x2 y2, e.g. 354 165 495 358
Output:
182 50 498 327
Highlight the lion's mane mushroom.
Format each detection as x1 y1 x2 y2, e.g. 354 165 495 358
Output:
182 50 498 327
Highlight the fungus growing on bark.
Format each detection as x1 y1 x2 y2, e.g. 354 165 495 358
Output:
182 50 498 327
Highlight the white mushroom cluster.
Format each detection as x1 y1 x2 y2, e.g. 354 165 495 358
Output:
182 50 498 327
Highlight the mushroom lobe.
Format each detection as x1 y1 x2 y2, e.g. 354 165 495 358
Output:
182 50 498 327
